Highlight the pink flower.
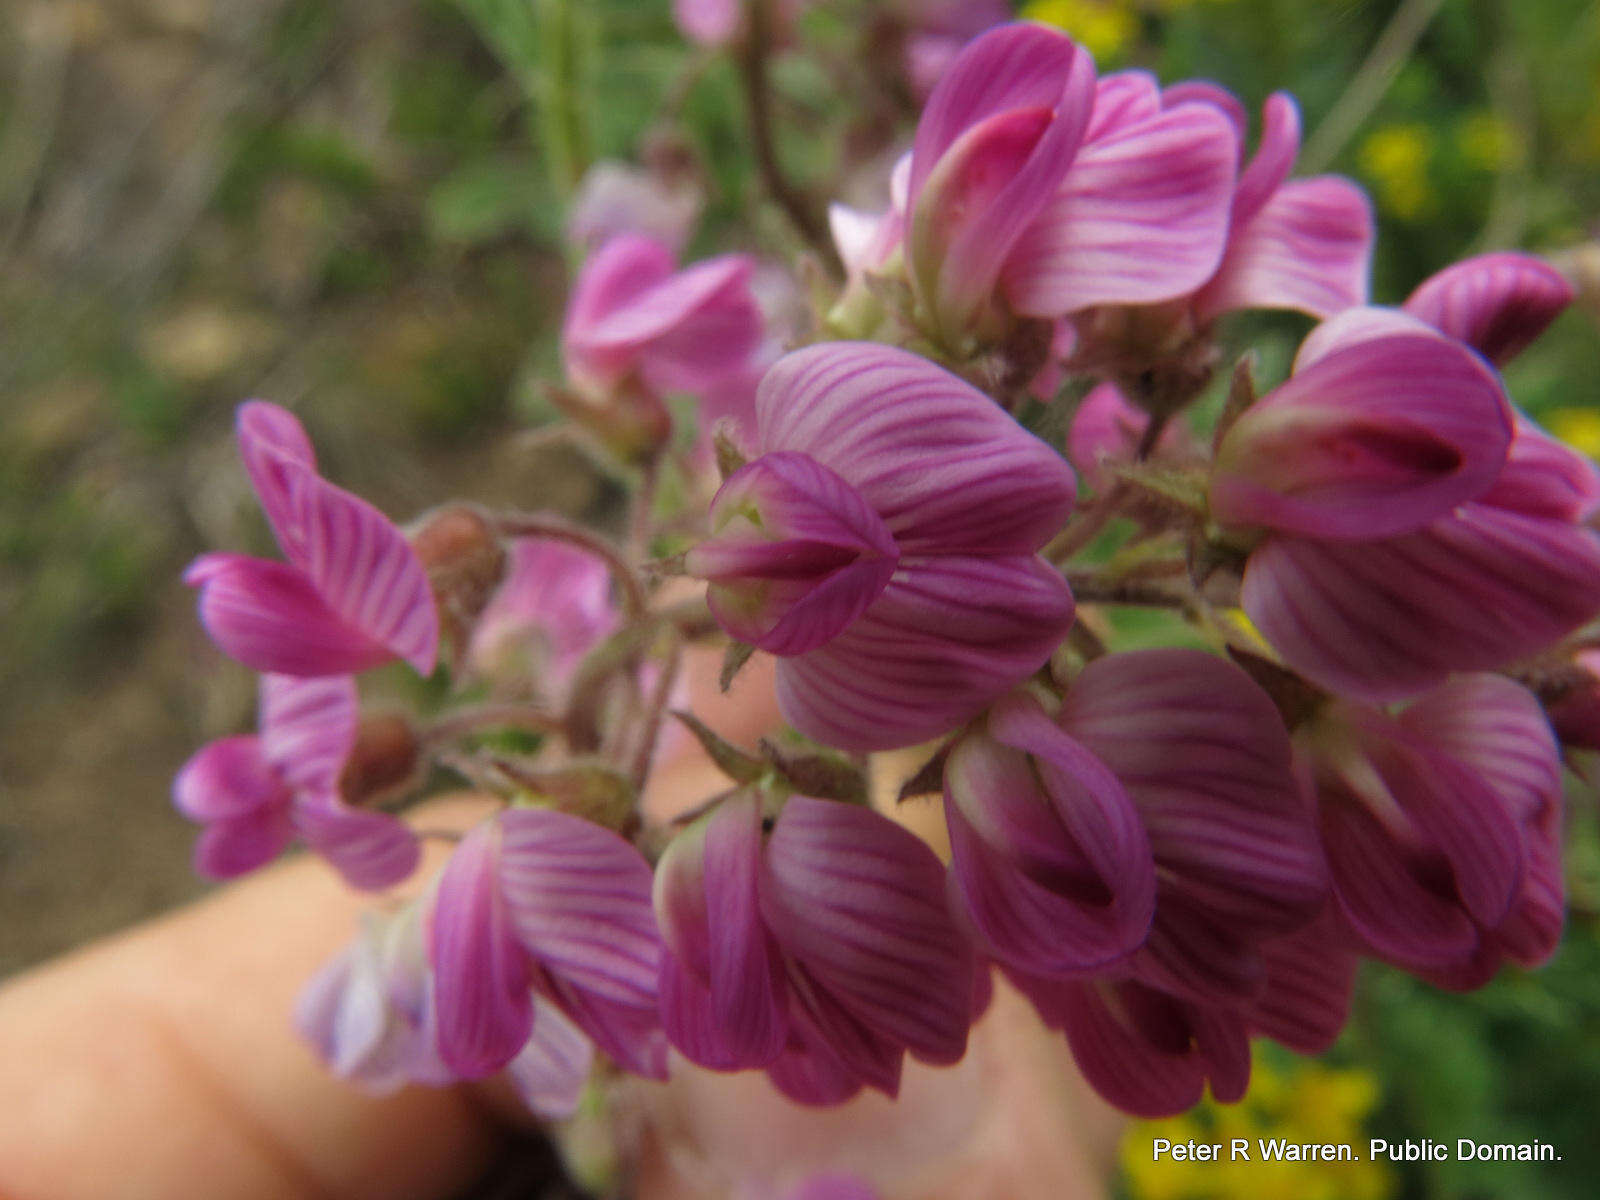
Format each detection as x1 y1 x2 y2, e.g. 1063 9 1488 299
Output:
562 233 769 439
655 793 975 1105
295 900 594 1118
688 342 1077 751
172 674 419 889
567 160 702 256
428 810 667 1081
1066 380 1196 493
1184 89 1374 321
901 1 1012 100
946 652 1322 995
904 26 1238 344
673 0 808 48
1301 675 1564 979
1227 288 1600 702
1402 251 1574 366
467 538 619 699
185 403 439 677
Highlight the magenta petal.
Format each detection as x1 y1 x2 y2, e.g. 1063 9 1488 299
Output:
270 466 439 676
1162 80 1247 135
755 344 1077 555
774 555 1074 752
1003 100 1238 315
173 735 283 821
1199 177 1373 321
429 823 532 1078
1482 413 1600 522
908 22 1092 206
1211 328 1511 539
1318 798 1477 968
295 794 421 891
258 673 357 794
1403 252 1573 366
1058 650 1323 936
497 808 662 1008
186 554 395 676
655 794 789 1069
690 452 899 656
1036 979 1214 1118
505 996 594 1120
1230 92 1300 227
562 234 676 387
236 401 317 540
193 807 297 879
1247 913 1358 1052
1399 675 1561 823
1067 382 1168 493
780 959 906 1097
1085 71 1162 141
765 1008 870 1107
761 796 973 1067
944 725 1152 975
1242 507 1600 702
537 969 668 1079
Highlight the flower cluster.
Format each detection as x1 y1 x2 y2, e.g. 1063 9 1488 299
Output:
170 20 1598 1188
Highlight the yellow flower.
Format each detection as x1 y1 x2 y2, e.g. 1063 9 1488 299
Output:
1547 407 1600 460
1119 1052 1396 1200
1456 111 1520 172
1022 0 1140 61
1358 124 1435 220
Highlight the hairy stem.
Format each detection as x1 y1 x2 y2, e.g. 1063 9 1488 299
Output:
738 0 842 275
488 508 649 618
420 703 567 748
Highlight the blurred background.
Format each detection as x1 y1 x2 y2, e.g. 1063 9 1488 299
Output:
2 1 1599 1196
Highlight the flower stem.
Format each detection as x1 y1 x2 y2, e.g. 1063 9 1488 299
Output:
488 508 649 618
738 0 842 276
420 703 567 748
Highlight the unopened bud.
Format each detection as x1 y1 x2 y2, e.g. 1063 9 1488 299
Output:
411 506 507 643
339 714 421 807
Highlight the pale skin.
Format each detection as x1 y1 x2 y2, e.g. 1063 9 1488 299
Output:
0 657 1120 1200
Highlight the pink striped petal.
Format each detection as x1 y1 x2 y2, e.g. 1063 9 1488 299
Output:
468 538 618 694
755 346 1077 556
1482 413 1600 522
258 673 357 795
1399 675 1561 823
1161 80 1247 137
562 234 676 389
1020 977 1247 1117
761 796 974 1067
1318 795 1478 968
1085 71 1162 142
1003 100 1238 315
1403 252 1573 366
765 1007 871 1107
654 794 789 1069
689 452 899 656
636 261 765 397
908 22 1092 209
907 24 1094 336
295 794 421 891
428 822 532 1078
1243 506 1600 702
265 468 438 676
1212 328 1511 538
186 554 395 676
237 401 317 541
1058 650 1323 939
779 958 906 1097
1246 912 1359 1052
1197 176 1373 321
193 806 297 880
1230 92 1300 227
535 967 667 1079
497 808 662 1008
506 997 594 1120
945 700 1153 974
774 555 1075 752
173 735 283 821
